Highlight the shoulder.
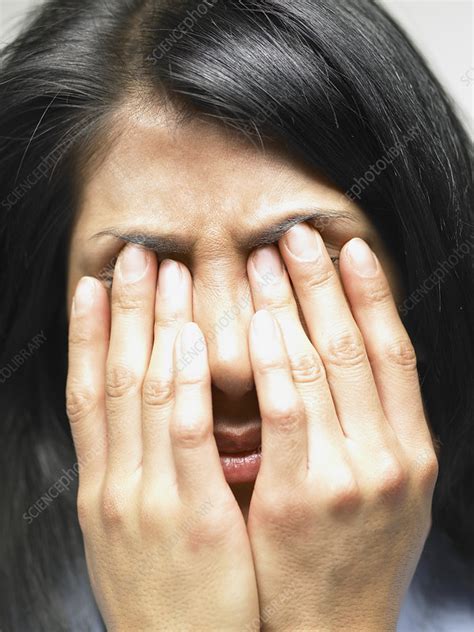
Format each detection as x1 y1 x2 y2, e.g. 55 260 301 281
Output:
398 527 474 631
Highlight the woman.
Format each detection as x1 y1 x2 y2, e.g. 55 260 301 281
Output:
0 0 472 630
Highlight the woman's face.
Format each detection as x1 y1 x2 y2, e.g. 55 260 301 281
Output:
67 105 402 516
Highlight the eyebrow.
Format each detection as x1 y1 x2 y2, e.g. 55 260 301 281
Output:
90 208 356 256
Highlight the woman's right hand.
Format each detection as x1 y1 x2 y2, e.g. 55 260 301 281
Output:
66 245 259 632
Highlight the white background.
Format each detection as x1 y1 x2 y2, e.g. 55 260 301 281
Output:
0 0 472 133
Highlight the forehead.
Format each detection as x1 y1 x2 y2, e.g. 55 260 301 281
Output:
74 103 371 246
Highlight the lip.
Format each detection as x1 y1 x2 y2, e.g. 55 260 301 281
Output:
219 448 262 484
214 422 262 484
214 423 261 453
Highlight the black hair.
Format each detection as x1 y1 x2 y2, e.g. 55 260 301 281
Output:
1 1 472 629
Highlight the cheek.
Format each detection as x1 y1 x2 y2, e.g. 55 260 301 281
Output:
67 240 84 321
66 273 80 321
66 261 106 323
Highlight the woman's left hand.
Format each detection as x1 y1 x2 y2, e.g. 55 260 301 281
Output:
245 223 439 632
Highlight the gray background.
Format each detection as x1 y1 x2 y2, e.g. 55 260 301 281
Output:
0 0 472 133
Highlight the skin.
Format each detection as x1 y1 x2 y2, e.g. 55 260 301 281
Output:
66 106 439 631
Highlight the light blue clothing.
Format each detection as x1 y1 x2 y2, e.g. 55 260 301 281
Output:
398 527 474 631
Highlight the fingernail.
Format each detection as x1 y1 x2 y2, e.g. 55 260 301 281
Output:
252 247 283 284
159 259 182 297
346 239 378 277
252 310 277 343
73 277 96 316
284 224 322 261
119 245 149 283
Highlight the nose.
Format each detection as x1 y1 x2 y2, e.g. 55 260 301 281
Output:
193 279 255 399
207 321 254 397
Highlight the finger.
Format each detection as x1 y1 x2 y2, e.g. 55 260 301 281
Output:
339 238 431 447
66 277 110 487
249 310 308 486
247 246 344 456
170 323 228 504
280 223 387 443
142 260 193 488
105 245 158 478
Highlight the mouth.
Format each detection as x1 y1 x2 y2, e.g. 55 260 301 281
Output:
214 422 262 484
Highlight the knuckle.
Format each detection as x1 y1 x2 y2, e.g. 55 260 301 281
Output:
413 448 439 490
324 469 361 513
154 312 181 332
176 370 209 388
255 490 311 530
66 383 97 423
288 351 325 384
325 331 366 368
170 418 211 449
303 265 335 291
263 399 305 433
256 355 288 376
69 328 92 348
106 364 140 399
361 279 392 306
385 338 417 371
143 377 174 408
373 455 408 501
101 483 129 526
263 297 293 316
112 289 143 312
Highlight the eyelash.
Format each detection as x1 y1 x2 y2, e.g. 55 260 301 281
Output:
97 254 341 289
97 256 117 290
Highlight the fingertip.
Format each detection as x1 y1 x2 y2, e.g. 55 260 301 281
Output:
342 238 379 279
72 276 98 318
69 276 110 349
